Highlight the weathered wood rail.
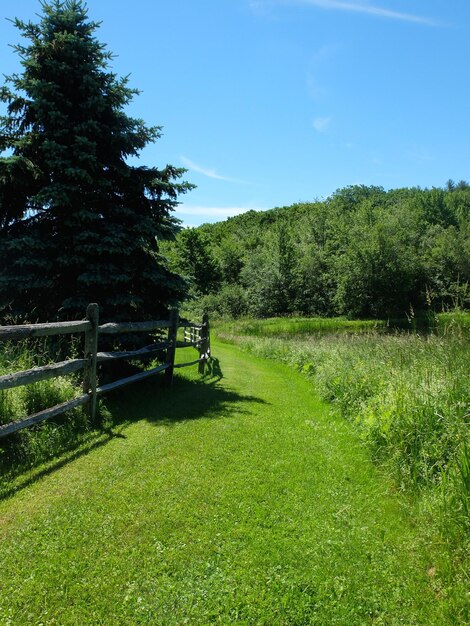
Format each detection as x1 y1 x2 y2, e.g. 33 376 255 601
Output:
0 305 210 439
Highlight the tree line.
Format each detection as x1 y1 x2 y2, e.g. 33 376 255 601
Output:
164 182 470 319
1 2 469 328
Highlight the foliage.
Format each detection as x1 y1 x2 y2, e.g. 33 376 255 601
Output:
0 0 192 324
242 223 299 317
167 182 470 320
168 228 221 295
181 283 249 320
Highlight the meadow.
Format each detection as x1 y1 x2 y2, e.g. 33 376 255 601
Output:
1 340 468 624
1 314 469 623
215 316 386 337
215 314 470 555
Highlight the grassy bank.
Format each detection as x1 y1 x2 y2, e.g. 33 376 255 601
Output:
437 310 470 333
214 311 470 338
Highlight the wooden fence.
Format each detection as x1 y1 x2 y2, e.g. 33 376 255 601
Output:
0 304 210 439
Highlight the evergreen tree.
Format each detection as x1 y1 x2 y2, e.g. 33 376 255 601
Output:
0 0 192 322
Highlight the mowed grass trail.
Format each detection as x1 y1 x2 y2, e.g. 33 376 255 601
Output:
0 340 454 625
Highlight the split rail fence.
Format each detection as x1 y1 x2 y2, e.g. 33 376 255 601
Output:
0 304 210 439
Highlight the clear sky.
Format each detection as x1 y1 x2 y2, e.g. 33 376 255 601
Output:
1 1 470 226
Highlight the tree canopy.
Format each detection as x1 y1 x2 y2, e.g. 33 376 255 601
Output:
0 0 192 322
164 182 470 320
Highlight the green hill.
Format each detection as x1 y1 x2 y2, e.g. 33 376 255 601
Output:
165 182 470 319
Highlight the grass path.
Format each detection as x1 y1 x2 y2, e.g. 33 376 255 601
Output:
0 340 455 625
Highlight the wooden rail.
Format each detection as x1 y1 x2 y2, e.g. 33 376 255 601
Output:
0 320 91 341
0 305 210 438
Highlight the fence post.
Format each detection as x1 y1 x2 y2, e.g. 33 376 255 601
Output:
206 314 211 357
165 309 179 386
83 303 99 424
198 313 210 374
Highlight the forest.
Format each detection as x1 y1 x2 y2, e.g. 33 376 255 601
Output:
164 181 470 320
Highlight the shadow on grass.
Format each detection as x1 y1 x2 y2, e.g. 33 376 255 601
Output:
0 432 121 501
105 357 266 429
0 358 266 501
203 356 224 382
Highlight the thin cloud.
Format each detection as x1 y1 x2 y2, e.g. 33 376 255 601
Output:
261 0 440 26
249 0 267 13
180 156 245 183
312 43 339 62
307 44 340 101
313 116 332 132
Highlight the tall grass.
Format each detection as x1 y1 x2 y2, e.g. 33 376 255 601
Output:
436 310 470 333
216 316 385 338
216 323 470 547
0 337 90 477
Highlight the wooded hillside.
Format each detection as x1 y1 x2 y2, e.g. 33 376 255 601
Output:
166 182 470 319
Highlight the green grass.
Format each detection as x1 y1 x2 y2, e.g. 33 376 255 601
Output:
215 310 470 339
220 331 470 483
436 310 470 332
214 322 470 604
0 341 467 624
215 315 385 338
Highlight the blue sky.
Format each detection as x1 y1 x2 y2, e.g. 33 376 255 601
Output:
1 1 470 226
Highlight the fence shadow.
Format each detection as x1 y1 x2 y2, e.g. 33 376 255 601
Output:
105 361 266 429
202 356 223 383
0 361 266 501
0 431 120 501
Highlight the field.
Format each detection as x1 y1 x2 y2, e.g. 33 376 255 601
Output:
1 341 468 624
0 316 469 623
214 315 470 595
